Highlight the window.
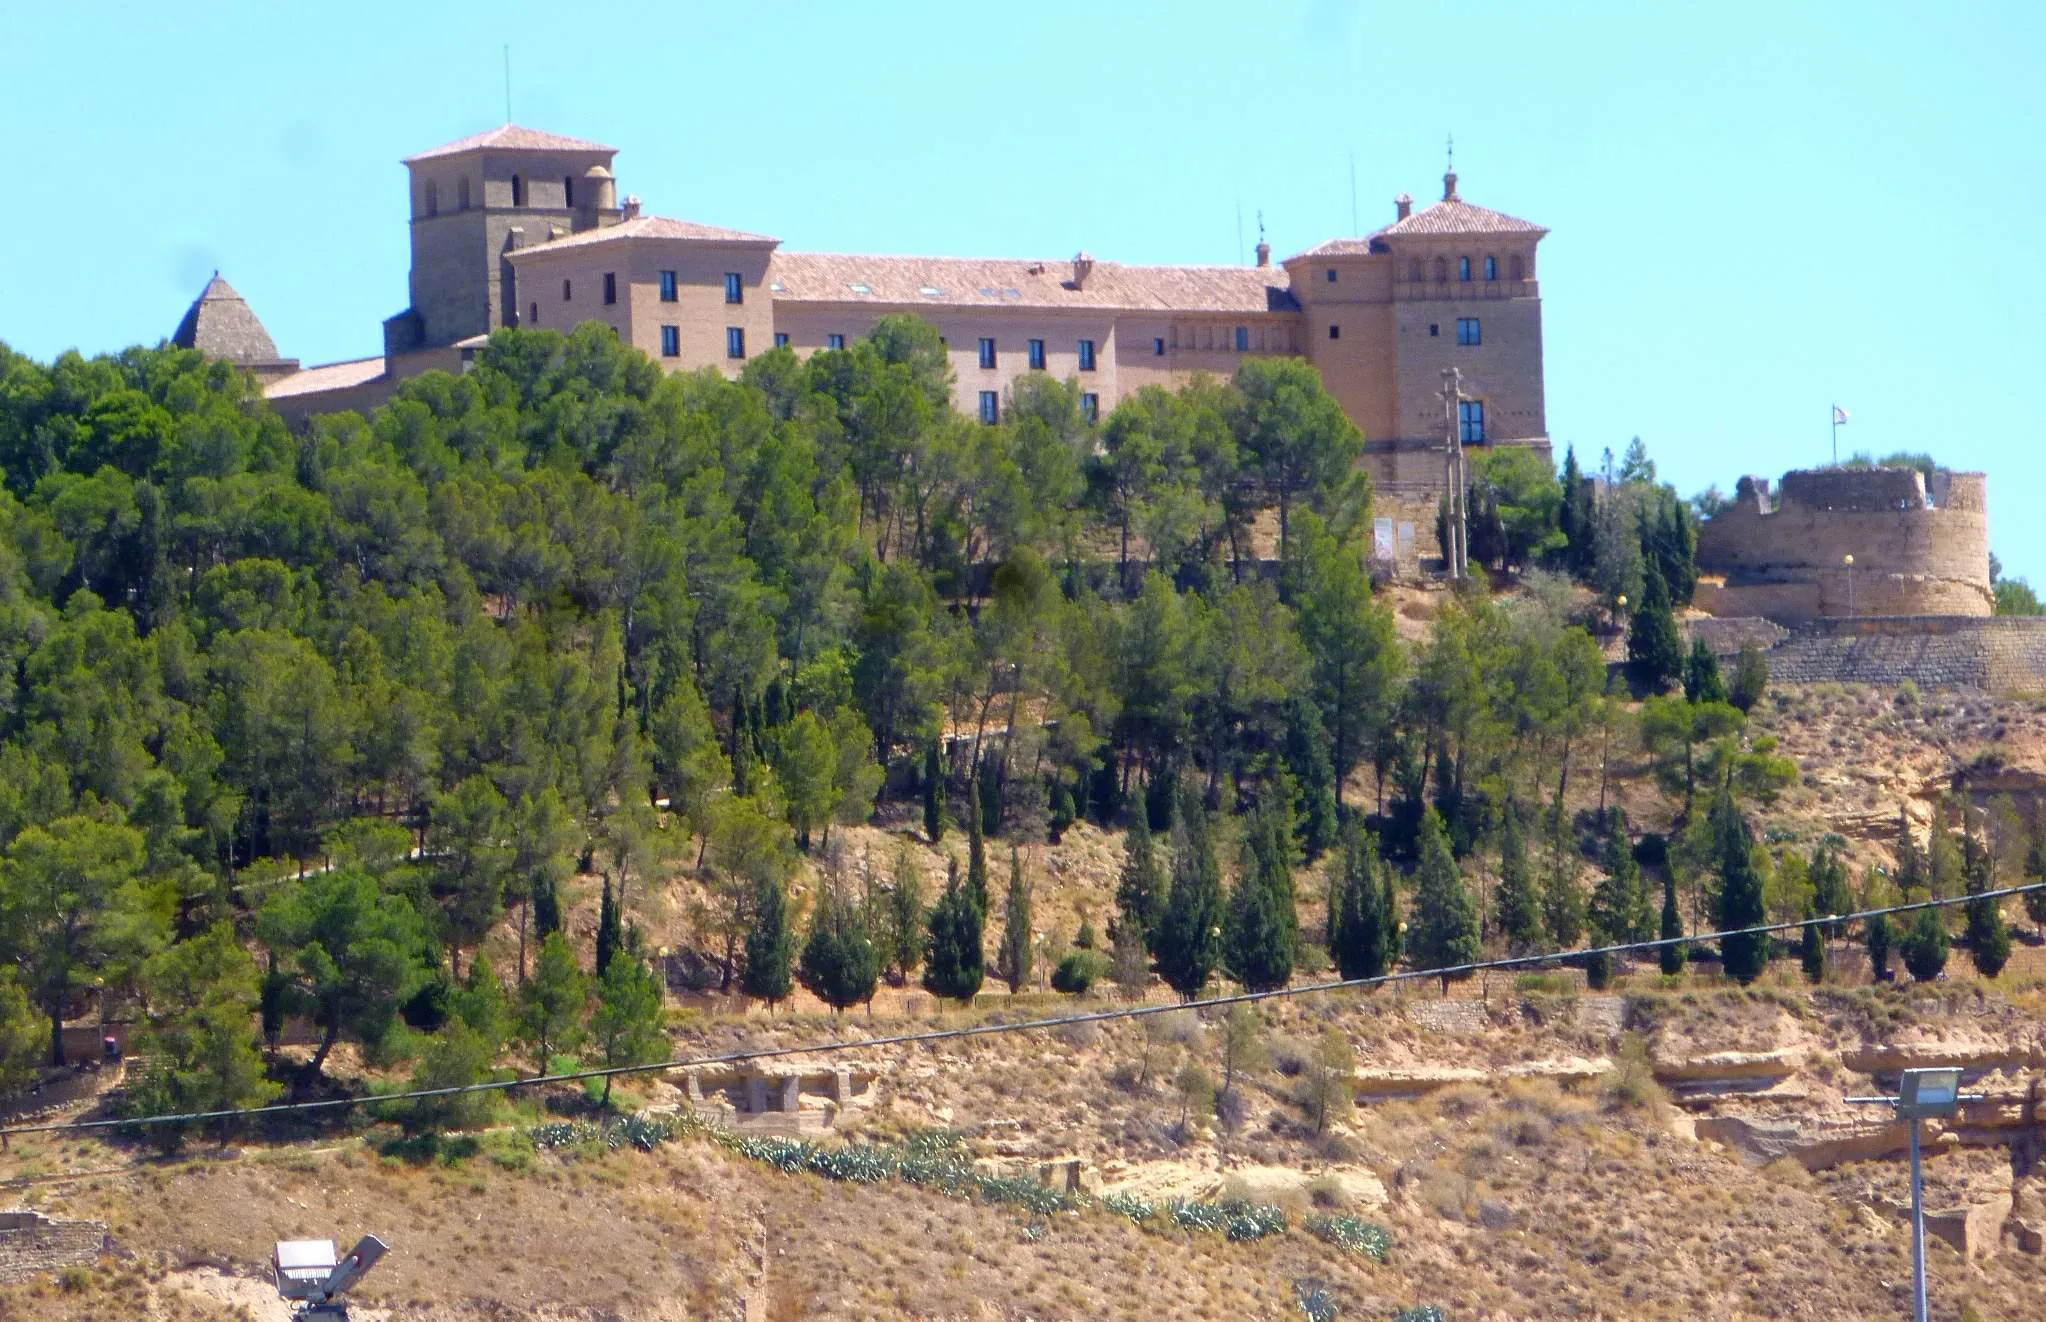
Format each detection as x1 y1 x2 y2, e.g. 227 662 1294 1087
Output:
1081 392 1100 424
1328 324 1340 340
562 278 572 302
826 333 846 351
1458 256 1472 282
564 176 575 207
979 391 1000 425
660 325 680 358
1077 339 1096 371
458 176 470 209
1407 258 1422 282
1153 337 1165 356
724 273 743 305
726 327 746 359
1483 255 1497 281
1459 399 1486 444
1457 317 1480 346
658 270 678 302
1326 267 1338 284
1509 254 1525 281
425 180 438 216
1429 323 1439 337
603 272 616 305
978 337 997 369
773 332 789 349
528 301 538 325
1432 257 1447 282
1027 338 1045 370
511 175 525 206
1234 326 1250 352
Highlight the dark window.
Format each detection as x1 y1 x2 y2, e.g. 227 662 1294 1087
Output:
1234 326 1250 352
425 180 438 216
826 333 845 351
774 332 789 348
1483 255 1497 281
1429 323 1439 337
511 175 525 206
564 176 575 207
1509 254 1525 281
1152 337 1165 356
1457 317 1480 346
458 177 470 209
1328 324 1340 340
528 301 538 325
726 327 746 359
1326 267 1338 283
660 325 680 357
1081 392 1100 424
1407 258 1423 282
658 270 678 302
1027 338 1045 370
979 391 1000 425
1458 256 1472 282
603 272 617 305
562 278 572 301
724 273 743 305
1077 339 1096 371
978 337 997 369
1459 399 1486 444
1432 257 1447 281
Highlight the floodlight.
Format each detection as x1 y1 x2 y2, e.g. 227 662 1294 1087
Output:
273 1235 388 1318
1896 1067 1963 1120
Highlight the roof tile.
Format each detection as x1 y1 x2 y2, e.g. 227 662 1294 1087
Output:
404 124 614 164
767 252 1296 314
506 214 779 259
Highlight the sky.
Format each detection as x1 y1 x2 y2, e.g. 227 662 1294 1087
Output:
3 0 2042 574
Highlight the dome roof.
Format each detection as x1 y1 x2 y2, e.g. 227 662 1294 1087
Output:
171 274 288 367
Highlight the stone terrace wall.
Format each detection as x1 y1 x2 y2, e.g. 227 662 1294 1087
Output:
1760 616 2046 691
1694 468 1991 621
0 1211 107 1283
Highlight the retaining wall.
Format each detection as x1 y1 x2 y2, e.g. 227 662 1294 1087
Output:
0 1211 107 1283
1753 616 2046 691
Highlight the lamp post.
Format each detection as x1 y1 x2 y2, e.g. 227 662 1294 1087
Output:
1613 594 1628 637
1844 554 1856 617
1845 1067 1984 1322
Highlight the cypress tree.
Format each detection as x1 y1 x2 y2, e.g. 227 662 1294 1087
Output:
594 876 623 977
1711 788 1769 984
1658 871 1686 975
742 876 795 1008
1114 813 1167 954
1964 840 2012 978
977 755 1002 837
1684 639 1726 705
1728 643 1769 714
1542 820 1585 949
922 859 985 1005
1899 906 1949 982
1865 910 1894 981
1799 902 1827 984
1155 796 1224 1000
1224 806 1297 992
1284 697 1339 862
798 880 879 1014
884 847 926 985
1559 444 1594 576
1380 857 1403 969
1626 561 1684 694
532 872 562 942
997 848 1033 994
1145 766 1178 834
1333 821 1393 980
1495 803 1542 953
923 740 946 844
1809 844 1852 938
1411 809 1480 993
966 796 989 913
1586 817 1640 989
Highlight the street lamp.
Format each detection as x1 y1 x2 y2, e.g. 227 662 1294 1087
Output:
1845 1068 1983 1322
1844 554 1856 617
1613 594 1628 636
274 1235 388 1319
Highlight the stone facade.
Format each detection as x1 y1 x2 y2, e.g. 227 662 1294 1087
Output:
0 1210 107 1283
249 127 1549 496
1694 467 1992 621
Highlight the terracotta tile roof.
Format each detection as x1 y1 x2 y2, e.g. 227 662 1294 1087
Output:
767 252 1297 314
506 214 779 261
1372 198 1546 239
172 274 291 366
263 356 387 399
404 124 613 164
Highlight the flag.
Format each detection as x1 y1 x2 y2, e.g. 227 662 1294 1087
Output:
1832 405 1850 426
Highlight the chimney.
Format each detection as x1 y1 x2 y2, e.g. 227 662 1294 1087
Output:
1254 239 1270 267
621 194 642 220
1395 193 1412 221
1443 171 1459 202
1071 251 1094 289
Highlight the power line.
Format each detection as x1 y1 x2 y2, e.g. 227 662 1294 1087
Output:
10 882 2038 1139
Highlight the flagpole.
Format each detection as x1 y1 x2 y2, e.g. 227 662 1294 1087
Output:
1831 406 1837 467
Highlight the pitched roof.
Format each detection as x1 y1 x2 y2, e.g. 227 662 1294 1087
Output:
263 356 386 400
1371 197 1546 239
505 213 779 260
404 124 614 164
767 252 1298 315
171 274 290 366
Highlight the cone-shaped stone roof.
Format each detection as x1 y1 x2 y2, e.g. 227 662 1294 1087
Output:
171 274 290 368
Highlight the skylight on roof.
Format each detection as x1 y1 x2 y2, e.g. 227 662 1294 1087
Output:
976 288 997 298
848 283 873 295
919 286 944 298
770 281 785 293
1002 288 1021 300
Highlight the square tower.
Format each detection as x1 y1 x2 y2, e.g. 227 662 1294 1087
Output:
385 125 621 354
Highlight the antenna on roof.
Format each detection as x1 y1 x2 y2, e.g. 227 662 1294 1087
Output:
1349 152 1359 235
503 45 512 125
1446 132 1454 174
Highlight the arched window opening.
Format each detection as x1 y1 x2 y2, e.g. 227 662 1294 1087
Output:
564 175 575 207
1458 256 1472 282
511 174 525 206
458 176 470 210
1483 255 1497 281
424 180 438 217
562 278 572 301
529 302 539 326
1509 254 1525 281
1407 258 1423 283
1432 257 1447 282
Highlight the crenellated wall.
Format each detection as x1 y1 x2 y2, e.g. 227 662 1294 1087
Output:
1693 468 1991 622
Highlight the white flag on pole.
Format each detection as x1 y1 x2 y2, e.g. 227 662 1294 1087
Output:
1832 405 1850 426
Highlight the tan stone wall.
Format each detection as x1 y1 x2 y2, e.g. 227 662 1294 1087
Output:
0 1211 106 1284
1292 253 1399 442
1392 290 1544 445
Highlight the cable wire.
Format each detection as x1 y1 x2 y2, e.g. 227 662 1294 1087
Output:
7 881 2038 1138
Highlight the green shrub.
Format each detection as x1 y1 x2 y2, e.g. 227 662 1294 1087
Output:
1050 949 1110 994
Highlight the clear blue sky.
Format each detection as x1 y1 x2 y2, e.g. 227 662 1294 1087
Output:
5 1 2042 576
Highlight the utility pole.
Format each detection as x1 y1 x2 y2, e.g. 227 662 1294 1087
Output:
1440 367 1469 581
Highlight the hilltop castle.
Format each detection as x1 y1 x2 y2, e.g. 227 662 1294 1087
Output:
175 124 1551 490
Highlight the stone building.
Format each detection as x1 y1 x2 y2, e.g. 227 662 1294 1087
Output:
1693 466 1992 621
188 123 1551 493
170 274 298 384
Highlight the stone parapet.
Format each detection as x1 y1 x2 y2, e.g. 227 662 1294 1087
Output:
0 1210 107 1283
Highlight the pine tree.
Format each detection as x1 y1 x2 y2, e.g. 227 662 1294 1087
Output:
798 878 879 1014
594 876 623 978
997 848 1034 994
1114 814 1167 954
1659 871 1686 975
1728 643 1769 714
520 931 586 1078
1684 639 1726 705
589 954 666 1104
922 858 985 1005
1627 561 1685 694
922 740 946 844
1494 803 1542 953
742 877 795 1008
1899 906 1950 982
966 796 989 912
1411 809 1480 993
1155 796 1224 1000
884 846 926 985
1799 902 1827 984
1711 788 1769 984
1332 821 1394 980
1224 806 1297 993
